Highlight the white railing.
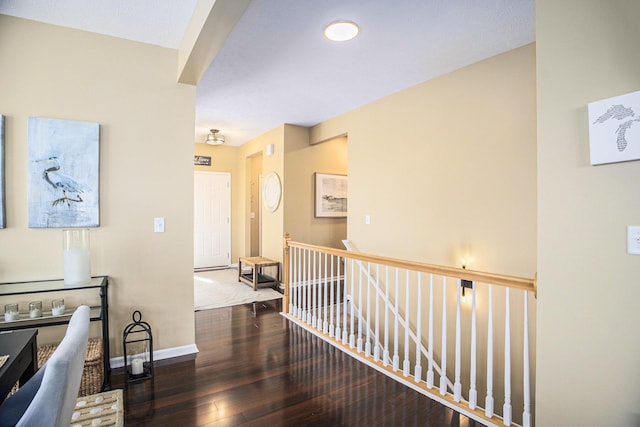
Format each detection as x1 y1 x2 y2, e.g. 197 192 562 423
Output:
282 235 536 427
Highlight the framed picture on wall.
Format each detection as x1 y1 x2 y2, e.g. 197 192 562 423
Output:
315 173 347 218
588 90 640 165
0 115 5 229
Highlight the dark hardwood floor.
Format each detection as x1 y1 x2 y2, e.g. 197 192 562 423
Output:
111 299 475 426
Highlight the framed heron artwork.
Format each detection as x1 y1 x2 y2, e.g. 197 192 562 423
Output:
27 117 100 228
0 115 5 229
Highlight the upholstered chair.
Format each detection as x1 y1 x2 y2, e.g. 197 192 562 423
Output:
0 305 90 427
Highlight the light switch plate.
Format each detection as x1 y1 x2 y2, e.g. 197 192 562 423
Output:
154 217 165 233
628 225 640 255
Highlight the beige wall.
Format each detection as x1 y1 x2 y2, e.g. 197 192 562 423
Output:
249 152 262 256
311 44 537 422
236 126 285 263
0 16 196 357
536 1 640 425
312 44 537 278
195 125 347 266
194 143 239 175
284 129 347 249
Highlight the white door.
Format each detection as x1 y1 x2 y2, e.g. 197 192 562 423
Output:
194 172 231 268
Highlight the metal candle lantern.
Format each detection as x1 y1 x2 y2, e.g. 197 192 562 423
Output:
123 310 153 382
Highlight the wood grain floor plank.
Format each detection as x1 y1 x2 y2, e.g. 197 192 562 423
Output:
111 300 475 426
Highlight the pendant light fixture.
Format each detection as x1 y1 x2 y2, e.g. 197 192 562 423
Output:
204 129 225 145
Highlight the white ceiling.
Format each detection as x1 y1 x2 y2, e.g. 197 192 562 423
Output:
0 0 534 146
0 0 198 49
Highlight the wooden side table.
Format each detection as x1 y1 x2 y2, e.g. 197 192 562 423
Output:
238 257 280 291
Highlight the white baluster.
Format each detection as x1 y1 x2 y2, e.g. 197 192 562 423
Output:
335 256 341 340
318 252 322 330
312 250 317 327
383 267 390 366
296 247 301 318
342 257 349 344
357 262 363 353
307 249 314 324
485 285 494 417
297 247 302 318
319 253 325 331
522 291 531 427
300 248 305 318
317 252 322 330
414 273 422 383
374 264 381 362
454 280 462 401
393 268 400 371
316 251 321 330
426 274 434 388
293 248 300 318
469 283 477 409
329 254 334 337
349 260 356 348
439 277 447 396
302 249 307 322
365 263 372 356
503 287 512 425
322 253 329 334
285 244 295 313
291 247 297 316
403 270 410 377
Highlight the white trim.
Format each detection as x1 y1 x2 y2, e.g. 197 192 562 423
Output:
110 344 199 369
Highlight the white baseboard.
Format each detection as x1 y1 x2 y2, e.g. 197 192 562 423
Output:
110 344 199 369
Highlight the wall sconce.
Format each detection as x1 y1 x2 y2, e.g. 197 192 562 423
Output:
461 258 473 299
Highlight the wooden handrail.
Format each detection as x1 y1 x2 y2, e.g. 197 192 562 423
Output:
284 238 535 293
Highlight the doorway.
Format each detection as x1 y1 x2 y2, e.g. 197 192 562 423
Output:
194 171 231 268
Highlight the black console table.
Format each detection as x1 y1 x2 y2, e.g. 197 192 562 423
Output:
0 329 39 402
0 276 110 391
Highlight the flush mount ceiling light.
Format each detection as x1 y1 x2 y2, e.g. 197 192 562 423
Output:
324 20 359 42
204 129 225 145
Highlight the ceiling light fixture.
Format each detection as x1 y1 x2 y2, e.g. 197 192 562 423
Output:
324 20 359 42
204 129 225 145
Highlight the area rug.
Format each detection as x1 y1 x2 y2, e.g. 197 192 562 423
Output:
194 269 283 311
70 388 123 427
